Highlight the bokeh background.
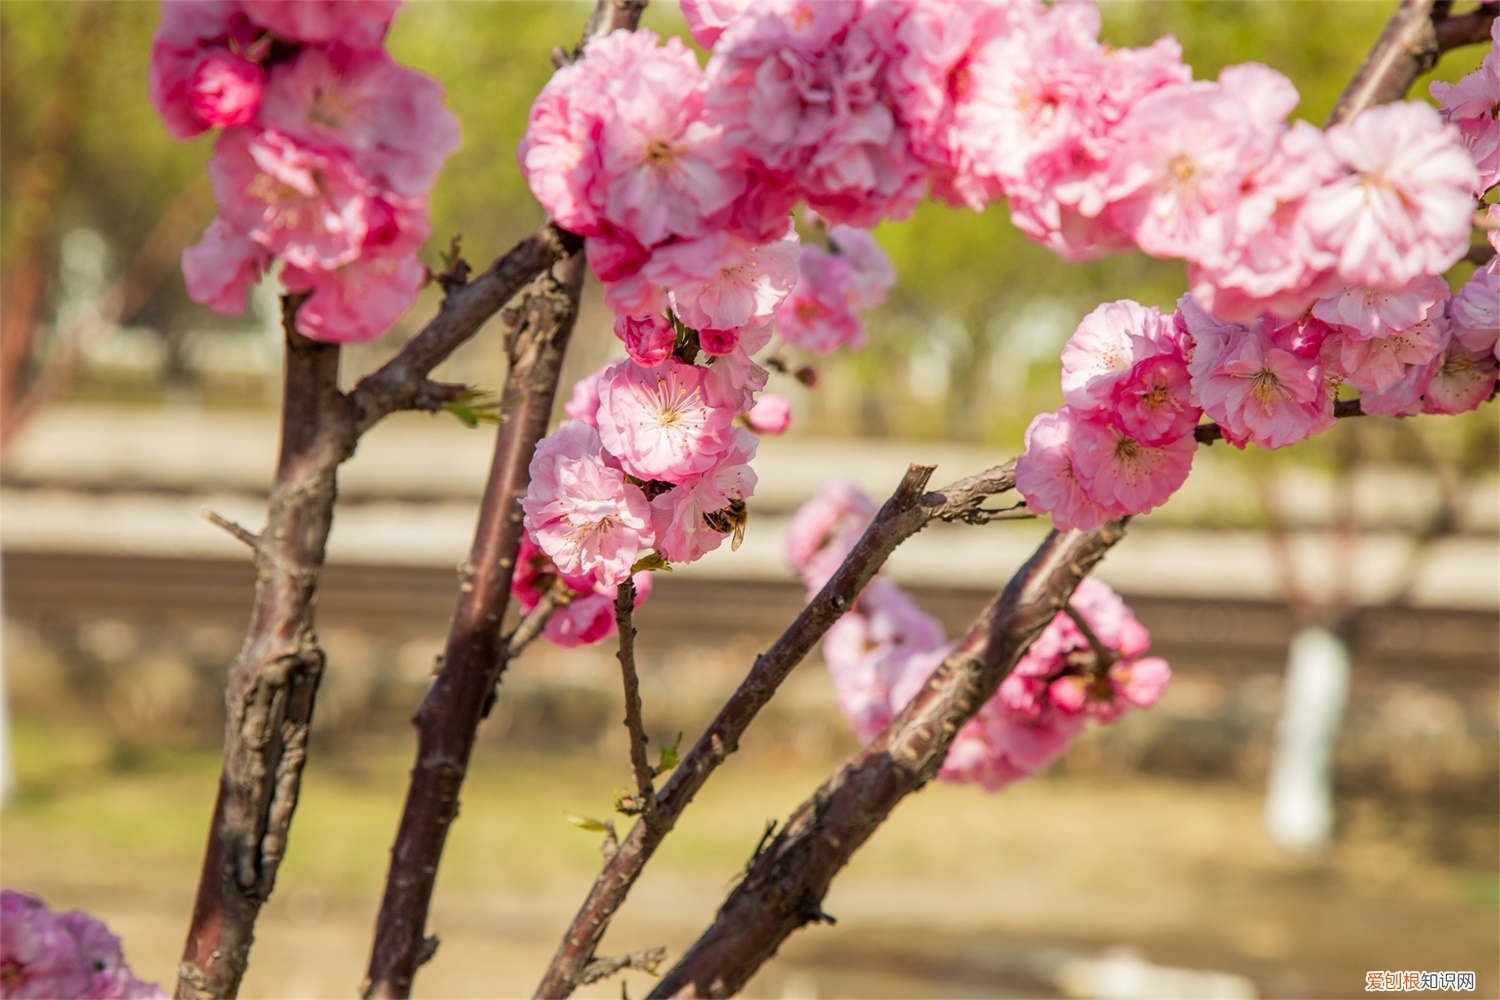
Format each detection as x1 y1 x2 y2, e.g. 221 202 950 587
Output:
2 2 1497 997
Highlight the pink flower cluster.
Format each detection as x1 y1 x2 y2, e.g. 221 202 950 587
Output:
1018 281 1499 530
787 484 1170 792
1 890 163 999
151 0 460 343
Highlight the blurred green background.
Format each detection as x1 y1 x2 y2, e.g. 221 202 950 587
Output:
2 2 1497 998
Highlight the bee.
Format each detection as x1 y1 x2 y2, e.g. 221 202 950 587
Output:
702 497 749 551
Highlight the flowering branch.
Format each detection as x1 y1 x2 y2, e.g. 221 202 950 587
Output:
534 459 1018 997
1329 0 1493 124
651 522 1128 998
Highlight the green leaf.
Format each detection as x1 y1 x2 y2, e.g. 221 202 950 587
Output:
565 813 612 833
654 732 683 776
630 552 672 574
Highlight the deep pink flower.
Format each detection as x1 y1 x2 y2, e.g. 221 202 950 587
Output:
188 48 265 129
257 44 460 197
1110 354 1200 446
614 314 676 368
1303 101 1478 289
512 535 652 648
521 420 654 586
149 1 261 139
595 359 737 484
241 0 401 49
1059 299 1177 413
1069 412 1195 516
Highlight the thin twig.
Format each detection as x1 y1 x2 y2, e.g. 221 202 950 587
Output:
1195 398 1365 445
1062 604 1117 670
651 523 1129 998
202 509 260 551
533 459 1019 998
580 947 667 987
614 578 656 818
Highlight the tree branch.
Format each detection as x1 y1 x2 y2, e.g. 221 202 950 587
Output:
363 254 587 999
1194 398 1366 445
533 460 1018 998
177 300 355 999
614 579 656 819
651 522 1128 998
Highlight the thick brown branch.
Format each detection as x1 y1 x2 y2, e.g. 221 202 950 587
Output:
362 254 586 999
652 523 1128 998
177 301 354 999
615 579 656 818
533 460 1018 998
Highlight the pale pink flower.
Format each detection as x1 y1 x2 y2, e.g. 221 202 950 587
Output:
827 224 895 309
1105 79 1266 263
745 393 792 435
679 0 754 48
188 48 265 129
649 230 799 331
1430 20 1500 193
181 218 270 315
521 420 654 586
1311 275 1449 341
614 314 676 368
774 246 865 355
824 579 949 742
1329 313 1449 395
1449 261 1500 360
595 359 737 484
241 0 401 49
650 428 757 563
280 251 426 344
1422 335 1499 416
562 363 611 428
1303 101 1478 289
785 479 877 592
1014 408 1116 530
706 5 928 226
257 44 460 197
1192 317 1334 449
701 341 770 413
210 128 372 271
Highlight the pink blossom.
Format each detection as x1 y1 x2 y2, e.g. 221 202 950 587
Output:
706 5 928 227
679 0 754 49
650 428 757 563
745 393 792 434
1191 316 1334 449
1105 79 1268 263
648 230 799 331
521 420 654 587
1449 261 1500 360
1014 408 1116 531
785 480 877 584
595 359 737 484
1059 299 1177 413
1329 313 1449 395
149 1 261 139
280 251 426 344
1 891 164 1000
512 536 652 648
1110 354 1200 446
181 218 270 315
1311 275 1449 341
1422 334 1499 416
1303 101 1478 289
562 363 611 428
1069 414 1195 516
774 247 865 355
700 342 770 413
614 314 676 368
257 44 460 197
188 48 265 129
1430 20 1500 193
826 224 895 309
209 128 372 271
823 579 949 742
698 327 740 356
241 0 401 49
